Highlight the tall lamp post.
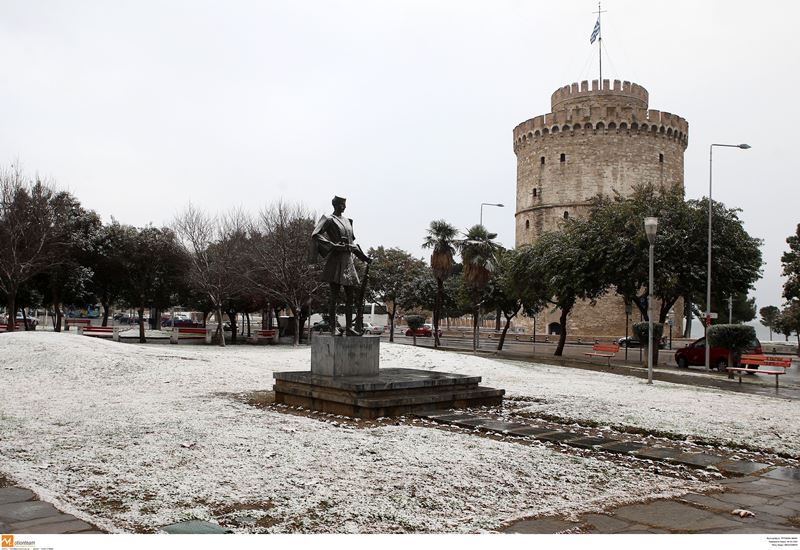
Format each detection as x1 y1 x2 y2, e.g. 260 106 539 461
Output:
480 202 504 226
706 143 751 371
644 217 658 385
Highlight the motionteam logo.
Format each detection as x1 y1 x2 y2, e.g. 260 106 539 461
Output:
1 535 35 548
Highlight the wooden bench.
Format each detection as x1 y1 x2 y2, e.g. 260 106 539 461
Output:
79 325 120 341
728 354 792 389
65 318 92 331
584 343 620 366
170 326 213 344
0 322 25 332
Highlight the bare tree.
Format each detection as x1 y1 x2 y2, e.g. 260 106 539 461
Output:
173 204 249 347
247 201 323 345
0 166 72 331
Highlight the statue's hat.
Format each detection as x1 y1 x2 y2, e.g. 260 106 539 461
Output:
332 195 347 204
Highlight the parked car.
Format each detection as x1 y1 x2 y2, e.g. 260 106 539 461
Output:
362 323 384 335
161 318 197 328
405 323 442 338
674 336 762 371
618 336 666 349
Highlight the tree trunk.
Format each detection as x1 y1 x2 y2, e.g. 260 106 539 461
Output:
497 313 514 351
19 307 29 331
472 306 479 352
292 306 300 346
683 298 692 338
495 308 501 332
137 306 146 343
433 279 443 348
6 291 16 332
216 307 226 347
246 312 251 338
388 308 396 343
554 307 570 356
228 310 237 344
55 303 63 332
101 301 111 327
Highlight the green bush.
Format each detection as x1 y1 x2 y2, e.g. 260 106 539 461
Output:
632 321 664 345
707 324 756 354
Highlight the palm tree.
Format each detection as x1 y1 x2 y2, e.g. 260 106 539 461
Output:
460 224 502 351
422 220 458 348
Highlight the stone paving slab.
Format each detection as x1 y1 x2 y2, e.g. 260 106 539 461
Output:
534 431 581 443
0 487 36 505
10 513 82 531
22 519 93 534
427 413 481 424
763 467 800 482
565 436 617 450
451 418 524 433
672 452 726 469
717 460 772 476
633 446 681 461
612 500 742 532
0 500 61 522
161 520 232 534
581 513 630 533
506 426 560 437
600 441 648 454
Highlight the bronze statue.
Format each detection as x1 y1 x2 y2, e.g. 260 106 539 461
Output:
311 196 371 335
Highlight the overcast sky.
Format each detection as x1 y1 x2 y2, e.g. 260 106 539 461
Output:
1 1 797 337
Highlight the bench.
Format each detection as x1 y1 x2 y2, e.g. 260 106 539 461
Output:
169 326 213 344
0 322 25 332
584 343 620 366
250 329 277 345
728 354 792 389
79 326 120 341
65 318 92 331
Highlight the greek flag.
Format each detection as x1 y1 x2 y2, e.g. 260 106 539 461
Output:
590 18 601 43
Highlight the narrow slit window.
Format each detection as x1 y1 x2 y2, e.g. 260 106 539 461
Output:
525 220 530 229
659 153 664 163
540 156 545 165
532 188 538 197
563 211 569 219
560 153 566 163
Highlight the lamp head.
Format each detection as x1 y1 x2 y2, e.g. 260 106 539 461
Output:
738 144 751 149
644 217 659 244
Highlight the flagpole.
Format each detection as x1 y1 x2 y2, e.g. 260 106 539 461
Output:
590 3 605 83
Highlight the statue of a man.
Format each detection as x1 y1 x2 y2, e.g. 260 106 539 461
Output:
310 196 371 335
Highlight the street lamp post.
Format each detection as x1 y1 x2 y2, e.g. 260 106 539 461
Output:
624 301 632 362
480 202 504 226
706 143 751 371
644 217 658 384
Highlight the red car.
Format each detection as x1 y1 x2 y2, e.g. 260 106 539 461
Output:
405 324 442 338
674 336 762 371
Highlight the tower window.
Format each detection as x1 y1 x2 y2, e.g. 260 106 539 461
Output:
659 153 664 163
540 156 545 165
560 153 566 163
525 220 530 229
532 188 537 197
563 211 569 219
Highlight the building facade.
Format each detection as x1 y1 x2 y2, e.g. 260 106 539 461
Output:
513 79 688 337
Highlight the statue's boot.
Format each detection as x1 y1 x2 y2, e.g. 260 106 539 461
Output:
345 327 361 337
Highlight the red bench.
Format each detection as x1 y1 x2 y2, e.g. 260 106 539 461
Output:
170 326 212 344
250 329 277 344
728 354 792 389
0 322 25 332
65 318 92 331
584 343 620 367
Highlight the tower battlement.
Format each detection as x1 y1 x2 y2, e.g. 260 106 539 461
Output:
551 79 649 110
513 79 688 152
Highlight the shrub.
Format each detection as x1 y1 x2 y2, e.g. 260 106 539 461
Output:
632 321 664 344
708 324 756 368
405 313 426 331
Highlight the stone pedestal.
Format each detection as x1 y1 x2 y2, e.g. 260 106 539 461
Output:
311 334 379 377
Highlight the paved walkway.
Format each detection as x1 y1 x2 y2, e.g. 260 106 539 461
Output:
0 486 100 534
419 410 800 534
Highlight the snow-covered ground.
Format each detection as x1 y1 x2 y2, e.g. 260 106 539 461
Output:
1 333 795 533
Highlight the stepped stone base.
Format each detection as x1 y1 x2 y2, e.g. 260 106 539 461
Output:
273 368 505 419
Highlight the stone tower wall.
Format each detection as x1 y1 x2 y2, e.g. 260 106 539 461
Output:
512 79 688 337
